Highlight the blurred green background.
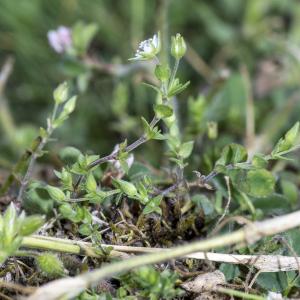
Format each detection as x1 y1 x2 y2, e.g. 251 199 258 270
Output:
1 0 300 171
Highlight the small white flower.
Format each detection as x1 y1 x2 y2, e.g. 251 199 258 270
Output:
267 292 283 300
130 33 161 61
110 144 135 171
47 26 72 54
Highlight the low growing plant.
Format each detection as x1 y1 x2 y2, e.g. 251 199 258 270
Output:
1 28 300 299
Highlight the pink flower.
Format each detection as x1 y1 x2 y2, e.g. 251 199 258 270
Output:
47 26 72 54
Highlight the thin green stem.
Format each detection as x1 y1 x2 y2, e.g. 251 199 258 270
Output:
169 58 180 88
51 103 59 122
15 250 39 258
217 287 265 300
157 0 170 65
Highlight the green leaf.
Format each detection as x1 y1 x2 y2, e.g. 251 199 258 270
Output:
167 79 190 97
86 172 97 192
281 180 298 207
141 117 153 140
60 168 73 191
216 143 248 167
238 169 275 198
252 153 268 168
79 224 92 236
141 117 164 140
72 21 99 55
178 141 194 159
23 184 54 216
285 122 299 145
112 179 137 197
154 64 170 82
271 122 300 157
192 194 214 217
142 82 161 94
143 196 162 215
252 194 290 215
128 163 152 184
286 229 300 255
59 146 82 165
39 127 48 139
19 215 45 236
219 263 240 281
154 104 173 119
46 185 66 202
59 203 79 222
256 272 291 292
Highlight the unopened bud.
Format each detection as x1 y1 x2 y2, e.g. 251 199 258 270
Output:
171 33 187 59
53 82 69 104
47 185 66 202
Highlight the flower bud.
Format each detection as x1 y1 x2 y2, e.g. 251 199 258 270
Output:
112 179 137 197
47 185 66 202
53 82 69 104
171 33 186 59
62 96 77 115
86 172 97 192
36 253 64 278
61 168 73 190
207 121 218 140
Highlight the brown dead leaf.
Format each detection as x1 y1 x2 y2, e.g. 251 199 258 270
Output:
181 270 226 293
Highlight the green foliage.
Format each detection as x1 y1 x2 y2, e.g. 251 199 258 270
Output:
59 147 83 165
2 3 300 297
112 179 137 197
271 122 300 160
154 104 173 119
215 143 248 167
219 263 241 281
0 204 44 264
72 21 99 55
118 266 183 300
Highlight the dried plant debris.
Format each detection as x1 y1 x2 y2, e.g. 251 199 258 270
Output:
181 270 226 293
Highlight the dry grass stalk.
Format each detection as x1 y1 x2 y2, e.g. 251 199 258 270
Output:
25 209 300 300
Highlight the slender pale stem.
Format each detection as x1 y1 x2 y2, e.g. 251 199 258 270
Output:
51 103 59 122
217 287 265 300
27 208 300 300
169 58 180 88
87 115 160 169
